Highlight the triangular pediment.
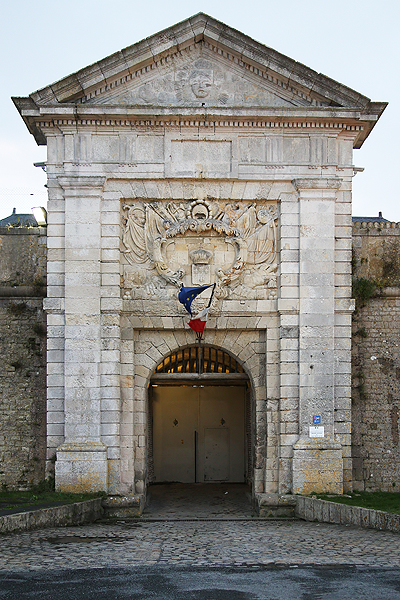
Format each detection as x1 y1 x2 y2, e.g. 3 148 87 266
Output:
22 13 373 110
13 13 386 147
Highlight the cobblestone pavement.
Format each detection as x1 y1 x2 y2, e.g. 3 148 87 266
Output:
2 486 400 573
1 519 400 572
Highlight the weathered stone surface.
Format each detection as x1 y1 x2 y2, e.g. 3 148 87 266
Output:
256 493 296 517
0 226 46 288
102 494 145 517
328 502 341 524
0 227 47 490
360 507 370 528
385 512 400 533
352 222 400 492
55 441 108 493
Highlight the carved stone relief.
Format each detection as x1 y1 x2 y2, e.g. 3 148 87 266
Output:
121 199 278 312
86 46 299 108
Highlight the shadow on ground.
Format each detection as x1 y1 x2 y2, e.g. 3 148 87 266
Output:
143 483 254 519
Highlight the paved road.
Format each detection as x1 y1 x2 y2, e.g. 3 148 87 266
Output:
2 564 400 599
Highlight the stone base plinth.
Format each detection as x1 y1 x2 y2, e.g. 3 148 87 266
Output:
102 494 145 518
255 493 297 518
55 441 108 493
292 437 343 495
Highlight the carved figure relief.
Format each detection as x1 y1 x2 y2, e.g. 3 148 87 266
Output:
122 200 278 311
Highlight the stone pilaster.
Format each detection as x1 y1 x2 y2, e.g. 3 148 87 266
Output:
54 176 108 492
277 190 300 494
291 178 343 494
43 179 66 479
99 192 123 494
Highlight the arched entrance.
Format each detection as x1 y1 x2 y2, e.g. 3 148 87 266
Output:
149 345 251 484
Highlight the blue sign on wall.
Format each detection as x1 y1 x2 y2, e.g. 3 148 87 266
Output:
313 415 321 424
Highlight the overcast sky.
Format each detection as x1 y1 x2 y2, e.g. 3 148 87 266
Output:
1 0 398 220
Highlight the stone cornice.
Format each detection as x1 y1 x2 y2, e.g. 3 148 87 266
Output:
292 177 342 191
33 114 366 139
16 105 370 152
20 104 372 120
120 311 277 327
57 176 106 192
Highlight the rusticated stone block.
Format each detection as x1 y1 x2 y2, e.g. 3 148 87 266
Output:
55 441 108 492
292 437 343 495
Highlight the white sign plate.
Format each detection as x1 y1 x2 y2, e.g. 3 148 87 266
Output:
309 426 324 438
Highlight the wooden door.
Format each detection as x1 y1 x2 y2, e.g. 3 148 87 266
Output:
152 385 245 483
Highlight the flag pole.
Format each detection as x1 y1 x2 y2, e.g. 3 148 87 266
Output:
197 284 215 373
207 283 216 308
197 330 202 375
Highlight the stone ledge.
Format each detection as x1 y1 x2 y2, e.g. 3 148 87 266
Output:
296 496 400 533
0 227 43 235
0 499 103 534
0 286 46 297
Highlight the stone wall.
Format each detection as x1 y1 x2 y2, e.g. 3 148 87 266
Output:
0 226 46 287
352 221 400 491
0 227 47 490
2 220 400 492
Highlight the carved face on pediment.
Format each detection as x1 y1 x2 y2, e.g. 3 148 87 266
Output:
82 44 327 109
187 61 213 98
121 199 278 312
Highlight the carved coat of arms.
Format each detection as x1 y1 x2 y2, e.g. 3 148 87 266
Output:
121 199 278 310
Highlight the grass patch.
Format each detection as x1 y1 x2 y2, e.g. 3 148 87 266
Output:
0 488 104 511
310 491 400 514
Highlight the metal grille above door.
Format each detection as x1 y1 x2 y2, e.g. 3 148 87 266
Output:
155 346 244 375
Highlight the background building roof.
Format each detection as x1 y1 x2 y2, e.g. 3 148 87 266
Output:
0 207 38 227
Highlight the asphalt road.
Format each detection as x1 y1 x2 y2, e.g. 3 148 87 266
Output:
1 565 400 600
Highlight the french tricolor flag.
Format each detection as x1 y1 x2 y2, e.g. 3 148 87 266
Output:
188 307 210 334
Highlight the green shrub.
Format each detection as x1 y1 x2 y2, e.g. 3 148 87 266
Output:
353 278 377 307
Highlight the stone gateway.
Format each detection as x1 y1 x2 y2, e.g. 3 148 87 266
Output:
13 14 386 510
